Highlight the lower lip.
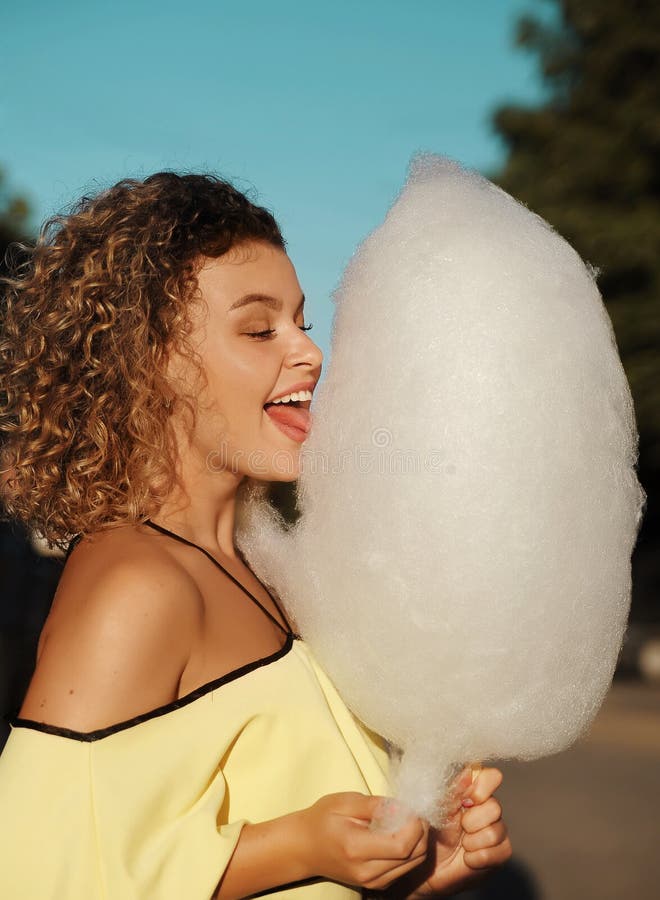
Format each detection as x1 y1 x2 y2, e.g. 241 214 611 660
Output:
264 411 311 444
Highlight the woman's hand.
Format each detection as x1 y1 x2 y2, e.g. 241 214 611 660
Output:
214 791 429 900
297 791 430 890
394 766 513 898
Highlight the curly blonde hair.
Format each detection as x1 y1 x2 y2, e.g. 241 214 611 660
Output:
0 172 285 548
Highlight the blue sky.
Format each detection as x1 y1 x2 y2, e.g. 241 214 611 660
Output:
1 0 548 359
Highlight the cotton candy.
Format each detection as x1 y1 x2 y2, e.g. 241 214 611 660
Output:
236 155 645 827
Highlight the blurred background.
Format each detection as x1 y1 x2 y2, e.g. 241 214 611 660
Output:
1 1 658 897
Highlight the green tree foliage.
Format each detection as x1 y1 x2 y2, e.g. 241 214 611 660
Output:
0 167 30 271
493 0 659 466
491 0 660 614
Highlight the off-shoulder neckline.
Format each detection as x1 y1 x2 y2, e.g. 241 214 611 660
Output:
8 632 300 743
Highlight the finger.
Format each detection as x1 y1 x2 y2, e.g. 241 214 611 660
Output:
450 765 474 797
410 821 430 858
463 835 513 870
461 797 503 832
341 792 397 821
461 767 503 807
439 767 474 818
360 821 430 889
362 845 430 890
461 819 508 853
444 764 485 814
398 819 429 866
351 812 428 862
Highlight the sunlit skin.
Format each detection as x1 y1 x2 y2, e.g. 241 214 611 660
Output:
17 239 511 898
19 238 323 723
160 243 512 895
159 240 323 557
402 765 512 897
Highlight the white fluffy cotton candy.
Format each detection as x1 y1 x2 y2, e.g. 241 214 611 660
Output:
236 155 645 826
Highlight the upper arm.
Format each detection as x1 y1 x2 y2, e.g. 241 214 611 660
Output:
19 541 201 732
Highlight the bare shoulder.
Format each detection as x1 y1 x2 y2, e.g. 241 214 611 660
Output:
19 525 203 732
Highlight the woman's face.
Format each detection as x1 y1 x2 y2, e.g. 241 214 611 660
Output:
169 240 323 482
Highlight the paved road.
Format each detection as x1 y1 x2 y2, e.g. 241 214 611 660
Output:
464 679 660 900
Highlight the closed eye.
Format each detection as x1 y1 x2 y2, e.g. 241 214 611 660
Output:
245 329 276 339
246 323 314 340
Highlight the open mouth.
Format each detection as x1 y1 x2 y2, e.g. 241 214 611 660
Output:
263 397 311 410
263 398 312 437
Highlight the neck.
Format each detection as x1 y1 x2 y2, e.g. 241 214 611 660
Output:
153 445 246 560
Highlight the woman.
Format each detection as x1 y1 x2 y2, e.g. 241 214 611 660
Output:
0 172 512 898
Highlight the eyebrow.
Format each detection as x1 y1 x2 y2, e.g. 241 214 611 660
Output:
228 293 305 312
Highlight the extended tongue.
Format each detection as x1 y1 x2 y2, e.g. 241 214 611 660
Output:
264 404 311 433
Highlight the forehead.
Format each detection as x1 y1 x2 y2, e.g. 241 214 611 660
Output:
196 242 301 310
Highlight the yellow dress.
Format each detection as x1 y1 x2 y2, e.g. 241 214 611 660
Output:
0 521 392 900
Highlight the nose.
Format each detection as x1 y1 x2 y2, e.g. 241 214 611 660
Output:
286 326 324 375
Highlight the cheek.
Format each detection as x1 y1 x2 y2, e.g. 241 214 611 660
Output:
201 364 265 429
198 339 277 428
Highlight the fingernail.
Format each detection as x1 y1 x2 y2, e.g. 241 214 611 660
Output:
461 798 474 808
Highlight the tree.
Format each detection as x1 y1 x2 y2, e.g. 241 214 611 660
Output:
0 167 30 270
491 0 660 618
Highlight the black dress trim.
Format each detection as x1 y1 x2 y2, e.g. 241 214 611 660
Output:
143 518 293 637
64 532 82 562
7 632 299 742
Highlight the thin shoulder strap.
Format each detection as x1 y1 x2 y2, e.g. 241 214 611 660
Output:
65 533 82 563
143 519 292 636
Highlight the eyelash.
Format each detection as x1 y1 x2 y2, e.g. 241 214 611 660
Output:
246 323 314 340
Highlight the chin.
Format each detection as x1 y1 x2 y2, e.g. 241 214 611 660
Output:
270 469 300 484
265 458 302 483
242 447 302 483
